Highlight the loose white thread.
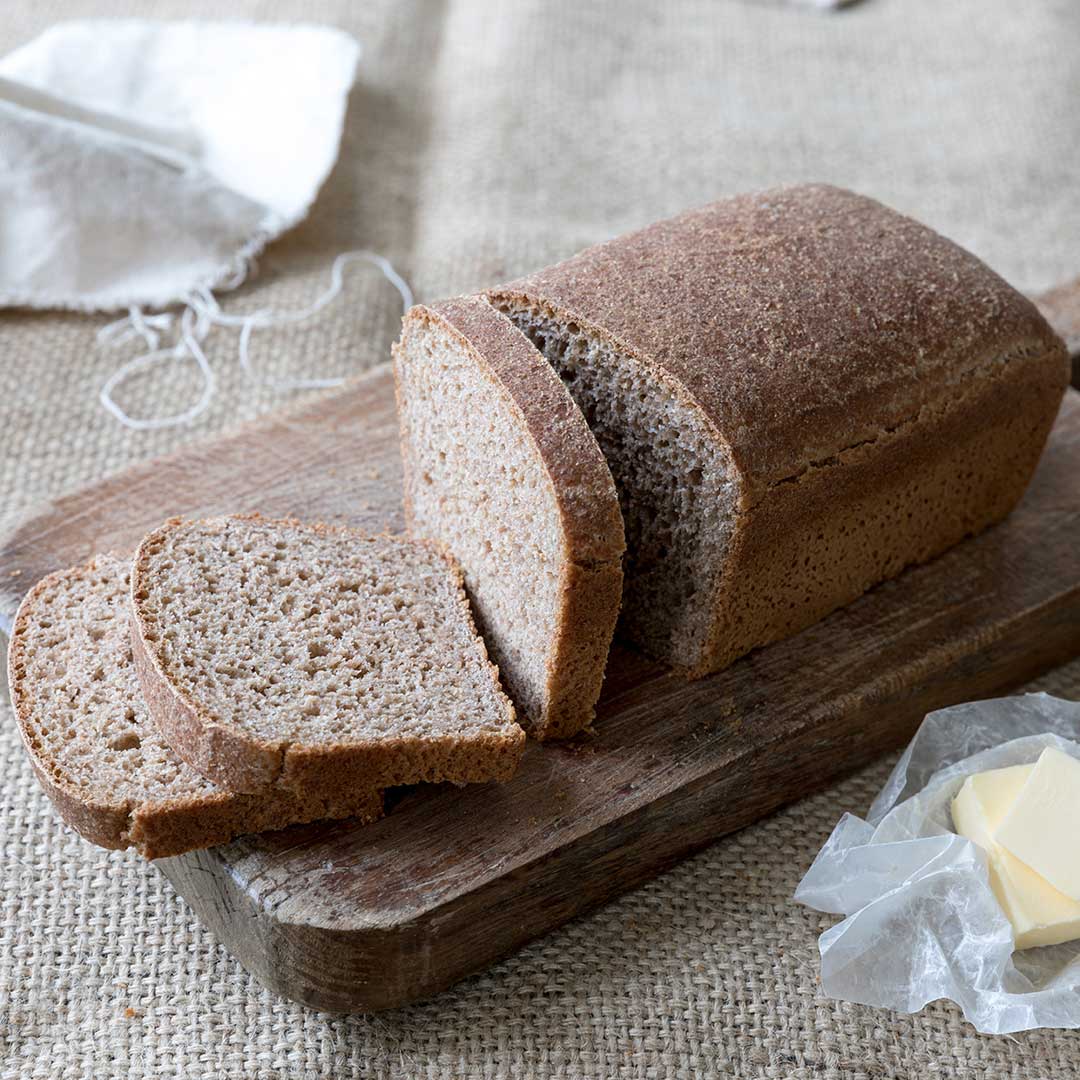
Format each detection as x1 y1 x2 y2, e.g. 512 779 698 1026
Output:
98 251 413 429
98 305 216 431
196 250 413 391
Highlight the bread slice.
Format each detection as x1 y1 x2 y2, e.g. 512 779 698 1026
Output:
393 296 625 740
7 554 385 858
490 184 1069 678
130 515 525 794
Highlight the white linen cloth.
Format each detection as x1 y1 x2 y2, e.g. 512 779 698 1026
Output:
0 19 360 311
0 19 412 429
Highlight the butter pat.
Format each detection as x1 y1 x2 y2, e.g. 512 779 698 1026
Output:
997 747 1080 901
952 760 1080 950
952 764 1032 849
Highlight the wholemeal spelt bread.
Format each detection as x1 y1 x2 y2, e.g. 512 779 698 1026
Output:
490 183 1069 677
7 554 385 858
131 515 525 794
393 296 625 740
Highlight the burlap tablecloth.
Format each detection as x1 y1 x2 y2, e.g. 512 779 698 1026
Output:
3 1 1080 1075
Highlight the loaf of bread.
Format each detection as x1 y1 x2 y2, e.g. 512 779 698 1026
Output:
394 296 625 739
489 184 1069 677
131 516 525 793
7 554 384 858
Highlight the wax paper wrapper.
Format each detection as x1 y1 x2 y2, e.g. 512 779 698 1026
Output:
795 693 1080 1034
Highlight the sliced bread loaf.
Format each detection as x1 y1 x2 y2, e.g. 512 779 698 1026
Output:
130 515 525 794
7 554 384 858
490 183 1069 677
393 296 625 740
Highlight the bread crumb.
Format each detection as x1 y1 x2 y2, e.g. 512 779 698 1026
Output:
563 740 598 758
130 516 524 791
124 1007 141 1019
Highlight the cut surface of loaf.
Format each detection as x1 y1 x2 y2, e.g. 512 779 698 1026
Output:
7 555 385 858
131 516 525 794
490 183 1070 676
393 296 625 739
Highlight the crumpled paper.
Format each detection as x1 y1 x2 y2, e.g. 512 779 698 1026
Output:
795 693 1080 1034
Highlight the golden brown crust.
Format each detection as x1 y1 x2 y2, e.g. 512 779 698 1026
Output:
125 785 384 861
489 183 1066 489
489 184 1069 677
26 753 133 851
8 557 385 858
393 297 625 740
538 558 625 740
130 515 525 794
692 345 1066 676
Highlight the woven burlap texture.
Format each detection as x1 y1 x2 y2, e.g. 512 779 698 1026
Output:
3 0 1080 1076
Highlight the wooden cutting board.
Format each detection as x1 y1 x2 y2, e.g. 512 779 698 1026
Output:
4 368 1080 1013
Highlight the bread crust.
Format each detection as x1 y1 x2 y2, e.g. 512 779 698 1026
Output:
8 558 385 858
130 515 525 794
489 184 1070 676
539 558 624 739
123 783 384 861
490 184 1067 486
394 297 625 739
424 297 625 567
695 343 1066 676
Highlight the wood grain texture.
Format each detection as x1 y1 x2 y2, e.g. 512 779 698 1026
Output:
1037 276 1080 387
4 366 1080 1012
0 382 402 635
